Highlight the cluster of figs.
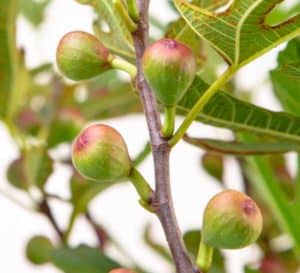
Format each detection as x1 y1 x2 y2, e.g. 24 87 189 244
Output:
56 30 263 272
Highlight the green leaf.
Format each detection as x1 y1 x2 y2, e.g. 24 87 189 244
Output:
183 230 200 259
241 135 300 252
82 0 135 59
51 245 120 273
174 0 300 66
191 0 229 11
6 157 30 191
19 0 51 26
270 38 300 115
70 171 113 213
47 108 84 148
165 18 203 61
184 135 300 155
267 2 300 25
244 267 262 273
132 142 151 167
183 230 226 273
23 146 53 189
201 152 224 181
80 71 141 120
177 76 300 145
0 0 18 118
7 53 33 119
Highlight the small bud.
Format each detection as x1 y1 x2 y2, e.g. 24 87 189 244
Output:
57 31 110 80
202 190 263 249
26 236 53 265
142 38 196 106
72 124 132 182
109 269 137 273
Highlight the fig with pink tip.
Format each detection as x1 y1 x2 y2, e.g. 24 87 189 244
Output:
72 123 153 209
143 38 197 107
72 124 132 182
142 38 196 137
57 31 110 81
202 189 263 249
197 190 263 272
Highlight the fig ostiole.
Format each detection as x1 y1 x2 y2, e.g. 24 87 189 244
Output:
72 123 153 207
196 190 263 272
142 38 196 138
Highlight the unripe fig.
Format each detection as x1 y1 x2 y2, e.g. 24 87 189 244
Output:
142 38 197 106
72 124 132 182
26 235 53 265
202 190 263 249
109 269 137 273
57 31 110 80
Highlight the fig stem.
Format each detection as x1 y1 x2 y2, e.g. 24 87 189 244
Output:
169 65 238 147
114 0 137 32
126 0 139 21
110 55 137 78
162 106 175 138
196 239 214 273
129 167 154 211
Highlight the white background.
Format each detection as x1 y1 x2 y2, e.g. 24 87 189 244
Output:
0 1 297 273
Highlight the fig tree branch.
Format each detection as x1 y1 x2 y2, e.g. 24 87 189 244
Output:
39 198 64 242
132 1 197 272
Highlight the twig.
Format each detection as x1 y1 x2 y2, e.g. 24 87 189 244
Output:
132 1 197 272
85 212 108 251
39 198 64 242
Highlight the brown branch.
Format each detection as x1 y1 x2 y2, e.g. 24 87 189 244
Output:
39 198 64 242
85 212 108 251
132 1 197 273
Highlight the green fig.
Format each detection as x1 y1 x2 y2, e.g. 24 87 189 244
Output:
26 235 53 265
142 38 197 106
57 31 110 80
72 124 132 182
202 190 263 249
109 269 137 273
